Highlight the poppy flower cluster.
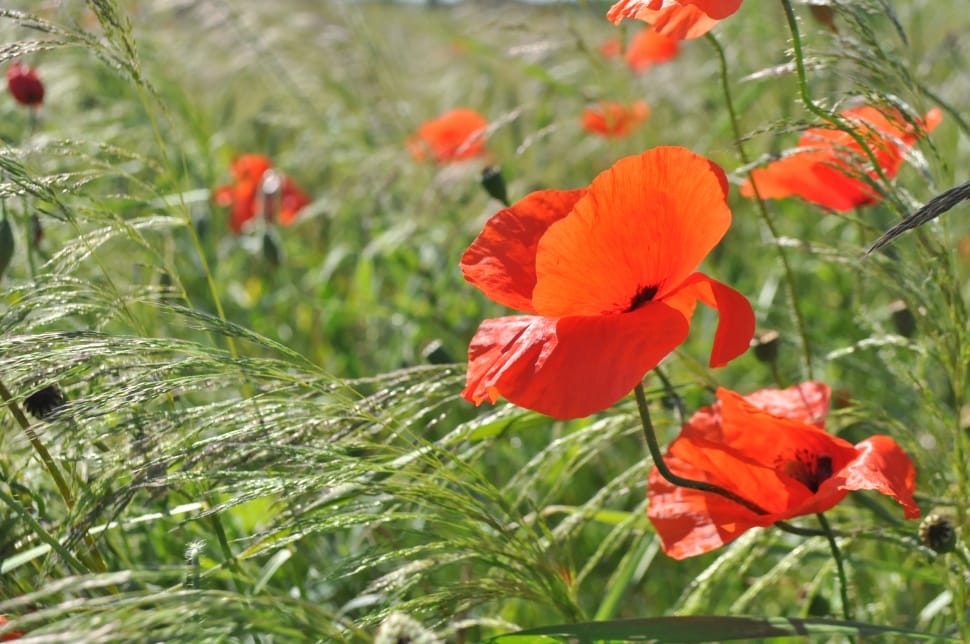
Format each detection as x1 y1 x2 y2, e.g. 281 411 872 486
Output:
601 29 680 73
648 382 920 559
581 100 650 138
741 105 942 212
408 108 488 164
608 0 742 40
460 146 755 420
214 154 310 234
6 61 44 108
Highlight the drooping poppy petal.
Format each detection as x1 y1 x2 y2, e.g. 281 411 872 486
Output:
741 106 942 211
409 108 488 164
625 28 680 72
462 303 690 420
461 146 753 419
580 100 650 138
608 0 742 40
532 147 730 317
461 189 587 313
6 61 44 107
647 384 920 558
279 177 311 225
662 272 755 368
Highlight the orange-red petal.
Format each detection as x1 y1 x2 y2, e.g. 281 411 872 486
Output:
532 147 730 318
662 273 755 368
581 101 650 138
608 1 736 40
410 108 488 164
462 302 690 419
461 189 587 313
279 177 311 226
821 435 920 519
625 29 680 72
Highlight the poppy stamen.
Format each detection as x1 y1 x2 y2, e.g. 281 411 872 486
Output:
781 449 833 493
627 284 659 312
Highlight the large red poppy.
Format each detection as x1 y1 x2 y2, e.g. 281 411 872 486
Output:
607 0 743 40
741 106 943 212
625 28 680 72
648 382 920 559
214 154 310 233
581 100 650 138
6 61 44 107
408 108 488 164
461 147 755 420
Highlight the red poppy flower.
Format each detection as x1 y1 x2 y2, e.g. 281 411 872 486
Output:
460 147 755 419
408 108 488 164
0 615 24 641
741 106 943 212
6 61 44 108
214 154 310 233
581 100 650 138
607 0 742 40
648 382 920 559
625 28 680 72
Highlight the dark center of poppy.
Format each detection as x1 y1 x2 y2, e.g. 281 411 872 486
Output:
779 449 833 493
626 284 659 312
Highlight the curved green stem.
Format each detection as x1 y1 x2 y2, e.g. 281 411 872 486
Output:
778 0 903 215
817 511 854 626
634 383 769 516
705 31 814 381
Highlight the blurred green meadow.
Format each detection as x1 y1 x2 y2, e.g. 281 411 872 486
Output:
0 0 969 641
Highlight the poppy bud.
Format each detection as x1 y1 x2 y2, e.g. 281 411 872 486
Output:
262 230 282 268
808 5 838 33
30 214 43 245
889 299 916 338
422 339 453 365
481 166 509 206
6 61 44 107
0 217 14 280
374 613 441 644
23 383 67 420
751 329 780 364
260 169 283 224
919 514 957 554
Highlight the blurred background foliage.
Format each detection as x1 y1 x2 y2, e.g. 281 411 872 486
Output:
0 0 968 641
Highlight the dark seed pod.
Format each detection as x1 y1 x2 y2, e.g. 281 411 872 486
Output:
481 166 509 207
751 329 780 364
24 384 66 420
919 514 957 554
889 299 916 338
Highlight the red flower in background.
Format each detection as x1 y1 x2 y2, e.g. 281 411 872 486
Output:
648 382 920 559
625 28 679 72
599 37 623 59
6 61 44 107
741 106 942 212
460 147 754 419
0 615 24 640
608 0 742 40
214 154 310 234
408 108 488 164
581 100 650 138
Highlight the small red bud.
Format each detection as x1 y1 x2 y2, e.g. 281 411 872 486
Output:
6 61 44 108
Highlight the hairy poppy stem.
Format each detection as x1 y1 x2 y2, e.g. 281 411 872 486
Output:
705 32 814 382
816 512 854 625
778 0 903 215
634 382 769 516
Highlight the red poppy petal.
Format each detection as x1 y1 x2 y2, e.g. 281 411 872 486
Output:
462 302 690 419
626 29 680 72
214 185 234 207
743 381 830 428
648 6 721 40
532 147 730 318
662 273 755 368
828 435 920 519
686 0 743 20
648 455 779 559
461 189 587 313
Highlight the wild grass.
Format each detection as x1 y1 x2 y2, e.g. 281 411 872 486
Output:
0 0 968 641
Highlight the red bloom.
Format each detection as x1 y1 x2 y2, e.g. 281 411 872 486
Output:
599 37 623 59
408 108 488 164
6 61 44 108
648 383 920 559
608 0 742 40
741 106 943 212
625 28 680 72
460 147 755 419
214 154 310 233
0 615 24 640
581 100 650 138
